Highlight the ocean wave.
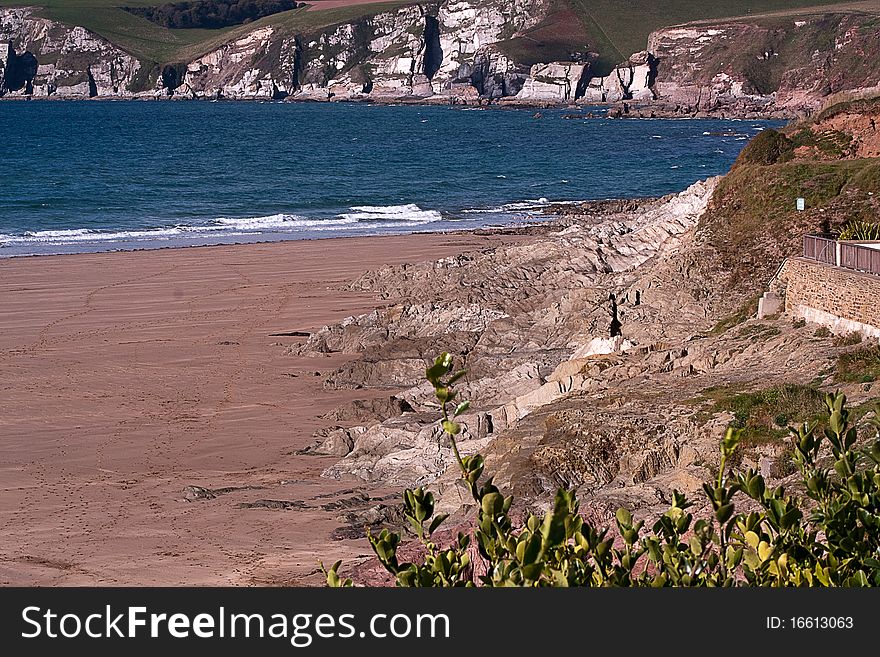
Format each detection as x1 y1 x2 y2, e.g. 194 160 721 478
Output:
0 226 186 245
339 203 442 223
460 198 550 214
0 212 377 247
203 214 358 231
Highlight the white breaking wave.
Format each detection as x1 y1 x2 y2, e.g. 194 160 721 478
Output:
198 214 357 231
0 213 376 248
339 203 442 223
461 198 550 214
0 226 186 245
0 206 451 250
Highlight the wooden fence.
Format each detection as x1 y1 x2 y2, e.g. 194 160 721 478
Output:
803 234 880 276
802 234 837 266
840 241 880 275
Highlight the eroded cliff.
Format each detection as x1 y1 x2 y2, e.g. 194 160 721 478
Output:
2 3 878 113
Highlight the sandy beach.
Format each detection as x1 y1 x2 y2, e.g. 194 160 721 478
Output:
0 232 527 585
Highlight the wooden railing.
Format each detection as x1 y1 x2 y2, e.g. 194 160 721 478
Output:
840 241 880 275
802 234 837 266
803 234 880 276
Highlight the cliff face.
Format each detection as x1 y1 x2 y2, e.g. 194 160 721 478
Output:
0 1 549 100
173 0 546 100
0 8 142 98
647 13 880 112
1 4 878 110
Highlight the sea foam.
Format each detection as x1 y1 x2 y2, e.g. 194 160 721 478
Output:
339 204 442 223
0 207 444 249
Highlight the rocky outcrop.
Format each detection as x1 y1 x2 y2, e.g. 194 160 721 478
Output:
643 13 880 113
514 61 589 103
294 173 879 528
0 7 142 97
295 178 728 503
461 47 526 98
575 51 659 103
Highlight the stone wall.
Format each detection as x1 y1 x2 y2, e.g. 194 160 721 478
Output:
779 257 880 338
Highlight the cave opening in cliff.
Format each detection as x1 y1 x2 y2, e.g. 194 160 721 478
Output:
646 54 660 100
87 67 98 98
2 49 38 95
161 63 188 96
422 15 443 80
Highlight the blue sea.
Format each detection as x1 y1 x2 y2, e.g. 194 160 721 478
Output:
0 101 781 257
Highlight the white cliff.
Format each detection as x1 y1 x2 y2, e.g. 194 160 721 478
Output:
515 62 589 103
176 0 546 101
0 7 141 98
2 4 878 110
577 52 659 103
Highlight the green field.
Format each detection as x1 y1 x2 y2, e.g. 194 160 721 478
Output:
0 0 871 68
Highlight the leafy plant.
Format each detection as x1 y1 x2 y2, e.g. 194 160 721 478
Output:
325 354 880 587
839 219 880 241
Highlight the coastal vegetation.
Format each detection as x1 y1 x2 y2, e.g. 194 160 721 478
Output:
835 344 880 383
839 219 880 241
697 383 826 444
325 354 880 587
704 96 880 294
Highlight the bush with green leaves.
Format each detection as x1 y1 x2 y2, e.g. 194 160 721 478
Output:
839 220 880 241
324 354 880 587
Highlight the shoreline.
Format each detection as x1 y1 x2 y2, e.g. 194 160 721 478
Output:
0 93 804 120
0 230 536 585
0 222 552 260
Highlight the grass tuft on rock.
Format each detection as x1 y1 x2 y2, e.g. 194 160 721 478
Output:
835 344 880 383
698 383 826 444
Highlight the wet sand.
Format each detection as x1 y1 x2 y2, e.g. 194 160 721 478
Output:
0 232 523 585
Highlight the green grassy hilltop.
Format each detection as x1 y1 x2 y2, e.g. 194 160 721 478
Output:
0 0 867 68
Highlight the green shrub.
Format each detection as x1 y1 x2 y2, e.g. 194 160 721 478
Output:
839 220 880 241
324 354 880 587
788 127 853 159
833 332 864 347
125 0 302 30
697 383 824 449
734 129 794 166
